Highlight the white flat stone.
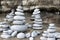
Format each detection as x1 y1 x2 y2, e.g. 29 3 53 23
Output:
14 16 25 20
17 6 23 9
33 21 42 24
42 33 48 37
35 19 42 22
0 25 9 28
49 23 55 26
25 23 32 28
26 33 31 38
29 37 34 40
1 34 11 38
17 32 25 38
47 33 55 38
34 8 39 12
33 26 43 29
35 15 41 19
33 12 38 15
16 9 23 12
48 26 56 29
31 31 38 37
47 37 55 40
40 37 47 40
34 11 40 14
13 21 24 25
7 18 13 22
33 24 42 27
55 33 60 38
6 15 13 19
10 25 28 31
9 13 14 16
7 30 13 35
15 12 24 16
47 29 56 33
11 31 17 37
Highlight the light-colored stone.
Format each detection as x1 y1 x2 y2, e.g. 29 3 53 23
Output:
17 32 25 39
10 25 27 32
11 31 17 37
26 33 31 38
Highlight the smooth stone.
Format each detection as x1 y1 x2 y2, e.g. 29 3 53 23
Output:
1 34 11 38
31 31 38 37
49 23 55 26
17 32 25 38
33 21 42 24
25 23 32 28
17 6 23 9
47 29 56 33
34 9 40 12
7 18 13 22
43 31 48 34
33 24 42 27
55 33 60 38
15 12 24 16
42 33 48 37
26 33 31 38
35 19 42 22
7 30 13 35
0 25 9 28
34 11 40 14
47 33 55 38
9 13 14 16
33 26 43 29
13 21 25 25
35 15 41 19
16 9 23 12
6 15 13 19
14 16 25 20
47 37 55 40
29 37 34 40
11 31 17 37
33 12 38 15
48 26 56 29
10 25 28 31
40 37 47 40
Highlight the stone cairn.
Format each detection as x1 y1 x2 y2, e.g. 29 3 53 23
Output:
40 23 60 40
32 8 43 29
0 6 28 38
31 8 40 21
6 9 14 22
10 6 28 32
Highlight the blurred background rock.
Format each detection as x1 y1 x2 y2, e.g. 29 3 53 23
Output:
0 0 60 12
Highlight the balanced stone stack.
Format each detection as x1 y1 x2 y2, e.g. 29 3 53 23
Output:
40 23 56 40
6 9 14 22
47 23 56 33
31 8 40 21
10 6 28 32
0 21 10 32
47 23 56 40
32 9 43 29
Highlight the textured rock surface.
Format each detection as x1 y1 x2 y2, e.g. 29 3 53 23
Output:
0 0 60 12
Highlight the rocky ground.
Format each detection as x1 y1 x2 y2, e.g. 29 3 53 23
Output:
0 13 60 40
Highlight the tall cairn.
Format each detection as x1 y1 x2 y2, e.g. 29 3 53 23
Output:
6 9 14 22
31 8 40 21
32 9 43 29
10 6 28 32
